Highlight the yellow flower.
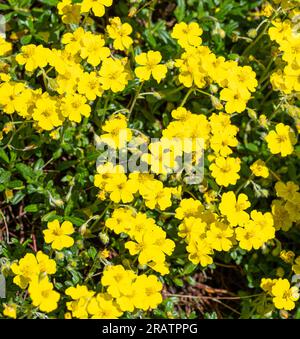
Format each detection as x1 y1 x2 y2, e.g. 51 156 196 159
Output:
206 221 233 252
220 87 251 114
66 285 95 319
32 94 63 131
210 129 238 157
132 275 163 311
175 198 204 220
16 45 48 72
125 227 174 268
107 17 133 51
43 219 74 250
100 114 132 149
261 2 274 17
78 71 103 101
87 293 122 319
178 217 207 242
61 93 91 123
280 250 295 264
11 253 40 289
292 256 300 275
250 159 269 178
186 239 213 266
61 27 86 55
135 51 168 83
99 58 129 92
66 285 94 300
219 191 250 226
57 0 81 24
250 210 275 243
141 139 181 174
28 278 60 313
126 212 156 238
209 156 241 187
271 278 299 311
3 303 17 319
36 251 57 276
105 208 135 234
230 66 258 92
171 22 203 49
275 181 299 201
104 173 136 202
0 82 24 114
271 199 293 231
260 278 276 294
268 20 292 44
235 221 263 251
81 0 113 17
80 33 110 66
141 180 172 210
265 123 296 157
0 37 12 56
101 265 136 298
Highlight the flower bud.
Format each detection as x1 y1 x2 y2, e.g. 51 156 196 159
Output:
99 232 109 245
247 29 257 39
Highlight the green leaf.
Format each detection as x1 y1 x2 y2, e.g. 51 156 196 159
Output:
0 169 11 184
11 191 25 205
24 204 39 213
174 278 184 287
0 4 10 9
174 0 186 22
144 29 157 48
64 216 85 227
0 149 9 163
7 180 24 189
20 35 32 45
182 262 197 275
15 163 35 181
39 0 59 6
42 211 62 222
245 143 259 152
87 247 97 260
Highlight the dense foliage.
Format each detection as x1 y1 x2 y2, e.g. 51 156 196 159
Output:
0 0 300 319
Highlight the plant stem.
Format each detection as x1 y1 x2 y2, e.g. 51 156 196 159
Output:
128 82 144 120
180 87 194 107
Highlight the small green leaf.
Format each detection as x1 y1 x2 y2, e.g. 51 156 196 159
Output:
24 204 39 213
0 149 9 163
174 0 186 22
20 35 32 45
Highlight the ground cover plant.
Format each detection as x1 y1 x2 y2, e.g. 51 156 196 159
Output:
0 0 300 319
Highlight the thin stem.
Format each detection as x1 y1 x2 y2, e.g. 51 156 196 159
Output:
242 17 273 58
180 87 194 107
128 81 144 120
196 88 212 97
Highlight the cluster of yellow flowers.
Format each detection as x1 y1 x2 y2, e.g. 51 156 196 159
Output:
66 266 162 318
261 278 299 311
171 22 257 114
272 181 300 231
105 209 175 275
175 193 275 267
9 217 164 318
58 0 112 23
269 18 300 94
10 252 59 313
1 0 300 318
